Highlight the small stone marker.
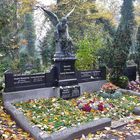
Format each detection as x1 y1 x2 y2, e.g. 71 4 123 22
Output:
60 85 80 100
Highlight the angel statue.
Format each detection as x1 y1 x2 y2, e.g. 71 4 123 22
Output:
40 6 75 58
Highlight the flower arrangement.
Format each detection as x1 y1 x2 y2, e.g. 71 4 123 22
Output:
101 82 119 94
99 82 122 99
77 98 113 112
128 80 140 92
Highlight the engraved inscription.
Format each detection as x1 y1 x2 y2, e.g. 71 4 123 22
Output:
60 88 71 99
14 77 30 84
31 75 44 82
63 65 71 71
79 70 102 82
81 72 91 78
14 75 45 85
60 71 75 75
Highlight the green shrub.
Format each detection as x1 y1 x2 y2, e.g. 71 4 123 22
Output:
117 76 129 88
30 69 38 74
109 75 119 85
110 75 129 89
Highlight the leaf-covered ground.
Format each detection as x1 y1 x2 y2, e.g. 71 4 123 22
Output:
14 93 140 134
76 118 140 140
15 97 95 133
0 96 34 140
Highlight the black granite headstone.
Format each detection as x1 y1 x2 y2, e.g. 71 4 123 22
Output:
4 72 51 92
53 57 78 87
77 68 106 83
52 57 81 99
124 66 136 81
4 71 14 92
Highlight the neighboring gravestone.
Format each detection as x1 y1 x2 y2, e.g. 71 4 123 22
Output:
4 72 48 92
41 6 80 99
124 66 136 81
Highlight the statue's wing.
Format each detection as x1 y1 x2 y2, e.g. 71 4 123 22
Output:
41 7 59 26
65 6 76 18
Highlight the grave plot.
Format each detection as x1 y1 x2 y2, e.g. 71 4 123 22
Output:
3 82 140 140
14 95 111 133
13 91 140 137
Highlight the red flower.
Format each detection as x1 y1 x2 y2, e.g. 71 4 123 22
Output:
98 103 104 111
82 104 91 112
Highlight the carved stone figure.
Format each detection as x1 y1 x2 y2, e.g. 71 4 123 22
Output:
40 6 75 58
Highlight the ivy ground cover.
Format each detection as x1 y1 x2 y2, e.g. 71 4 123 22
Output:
14 93 140 134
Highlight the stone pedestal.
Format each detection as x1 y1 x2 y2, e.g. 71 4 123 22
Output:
52 56 80 99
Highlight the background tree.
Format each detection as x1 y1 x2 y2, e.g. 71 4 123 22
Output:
1 0 138 75
23 13 36 58
39 28 55 68
96 0 122 25
134 1 140 25
113 0 135 75
76 23 112 70
0 0 20 73
54 0 100 41
0 0 18 59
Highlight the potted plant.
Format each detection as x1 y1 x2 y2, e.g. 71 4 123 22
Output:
99 82 122 99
